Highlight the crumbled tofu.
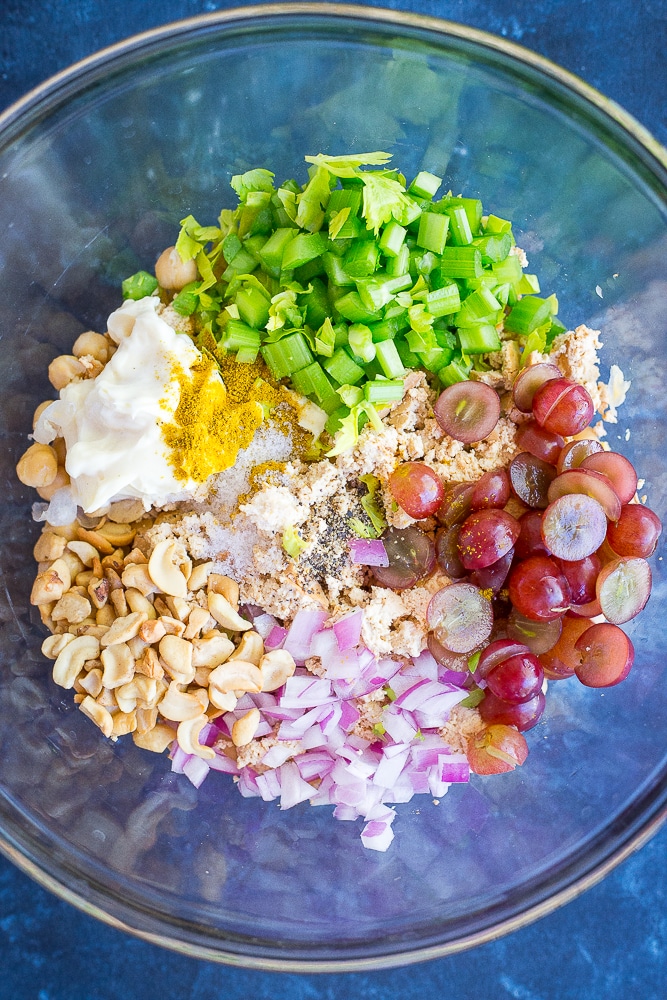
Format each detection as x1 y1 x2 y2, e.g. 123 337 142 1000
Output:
550 324 603 412
240 485 308 532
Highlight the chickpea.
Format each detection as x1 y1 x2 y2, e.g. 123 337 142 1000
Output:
36 465 71 500
16 442 58 488
52 437 67 465
48 354 85 391
72 331 109 364
155 246 198 291
32 399 54 429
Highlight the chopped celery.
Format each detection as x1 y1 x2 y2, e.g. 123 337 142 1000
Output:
446 205 474 245
261 332 313 379
122 270 159 301
322 252 355 287
281 231 329 271
364 377 405 404
221 320 261 353
424 283 461 317
290 361 336 404
408 170 442 199
235 285 270 329
323 348 366 386
342 240 380 278
504 295 553 336
348 323 376 363
335 290 383 324
258 228 296 274
457 323 502 354
375 339 406 378
438 246 483 279
379 220 407 257
417 212 449 254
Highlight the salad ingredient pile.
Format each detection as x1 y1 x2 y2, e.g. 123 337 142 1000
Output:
17 153 662 851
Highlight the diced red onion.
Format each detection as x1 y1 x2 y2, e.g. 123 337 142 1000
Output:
182 754 211 788
261 743 297 769
348 538 389 567
207 752 240 775
279 761 315 809
283 609 329 664
373 747 410 789
170 744 190 774
252 613 279 639
265 625 288 650
255 769 281 801
333 610 364 652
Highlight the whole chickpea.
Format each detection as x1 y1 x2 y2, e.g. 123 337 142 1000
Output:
154 246 198 291
16 442 58 488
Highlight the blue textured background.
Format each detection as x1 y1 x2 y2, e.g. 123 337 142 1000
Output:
0 2 665 998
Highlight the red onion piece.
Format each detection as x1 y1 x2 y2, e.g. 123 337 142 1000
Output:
348 537 389 567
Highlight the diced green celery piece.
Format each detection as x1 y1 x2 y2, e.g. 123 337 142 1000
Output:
457 324 502 354
438 357 472 386
379 219 407 257
238 202 273 239
491 254 523 285
335 290 383 324
270 192 299 229
375 339 407 378
334 215 363 240
417 211 449 254
222 320 261 352
301 278 330 328
516 273 541 295
337 384 364 407
504 295 553 336
368 317 400 343
322 348 366 385
484 214 514 236
171 286 199 316
290 361 337 404
395 336 421 370
424 283 461 317
243 233 269 262
455 285 502 325
408 170 442 199
261 332 314 379
222 233 242 263
356 272 412 312
472 232 512 265
258 228 296 274
281 232 329 271
364 378 405 404
122 270 159 301
322 251 355 287
222 248 257 281
386 243 410 276
438 246 483 279
348 323 376 363
342 239 380 278
446 205 474 245
417 347 453 372
325 187 363 220
293 257 326 283
235 345 260 364
447 197 483 235
235 286 270 329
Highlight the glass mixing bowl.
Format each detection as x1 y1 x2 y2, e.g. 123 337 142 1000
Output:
0 3 665 971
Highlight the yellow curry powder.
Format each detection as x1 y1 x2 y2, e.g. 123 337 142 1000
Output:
161 349 307 484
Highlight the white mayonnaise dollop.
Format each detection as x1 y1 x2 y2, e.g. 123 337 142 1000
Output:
34 296 203 513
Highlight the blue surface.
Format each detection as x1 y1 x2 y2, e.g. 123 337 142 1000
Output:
0 1 665 997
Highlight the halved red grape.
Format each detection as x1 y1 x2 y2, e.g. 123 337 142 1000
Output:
539 615 592 678
574 622 634 687
485 651 544 703
435 525 467 579
427 582 493 653
567 595 603 619
435 482 475 528
507 555 571 620
470 468 511 511
515 510 550 560
596 556 651 624
555 554 601 606
541 494 607 561
509 452 557 509
555 437 604 475
580 451 638 505
470 548 514 593
476 638 531 678
607 503 662 558
507 608 562 654
515 420 564 464
427 632 470 671
372 526 435 590
478 689 546 731
434 381 501 444
547 468 622 522
466 724 529 775
512 362 561 413
458 509 521 570
389 461 444 519
532 377 594 436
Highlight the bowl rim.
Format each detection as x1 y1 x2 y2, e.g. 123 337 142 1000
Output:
0 2 665 972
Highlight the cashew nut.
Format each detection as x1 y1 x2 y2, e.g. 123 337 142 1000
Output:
148 540 189 598
191 632 235 668
41 632 75 659
101 642 135 689
30 557 71 605
208 658 262 695
158 681 207 722
51 591 92 624
78 695 113 737
231 708 261 747
187 561 213 593
228 630 264 666
259 649 296 692
177 714 216 760
100 610 147 646
133 724 175 753
52 634 100 689
207 592 252 632
158 634 194 684
67 540 99 567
